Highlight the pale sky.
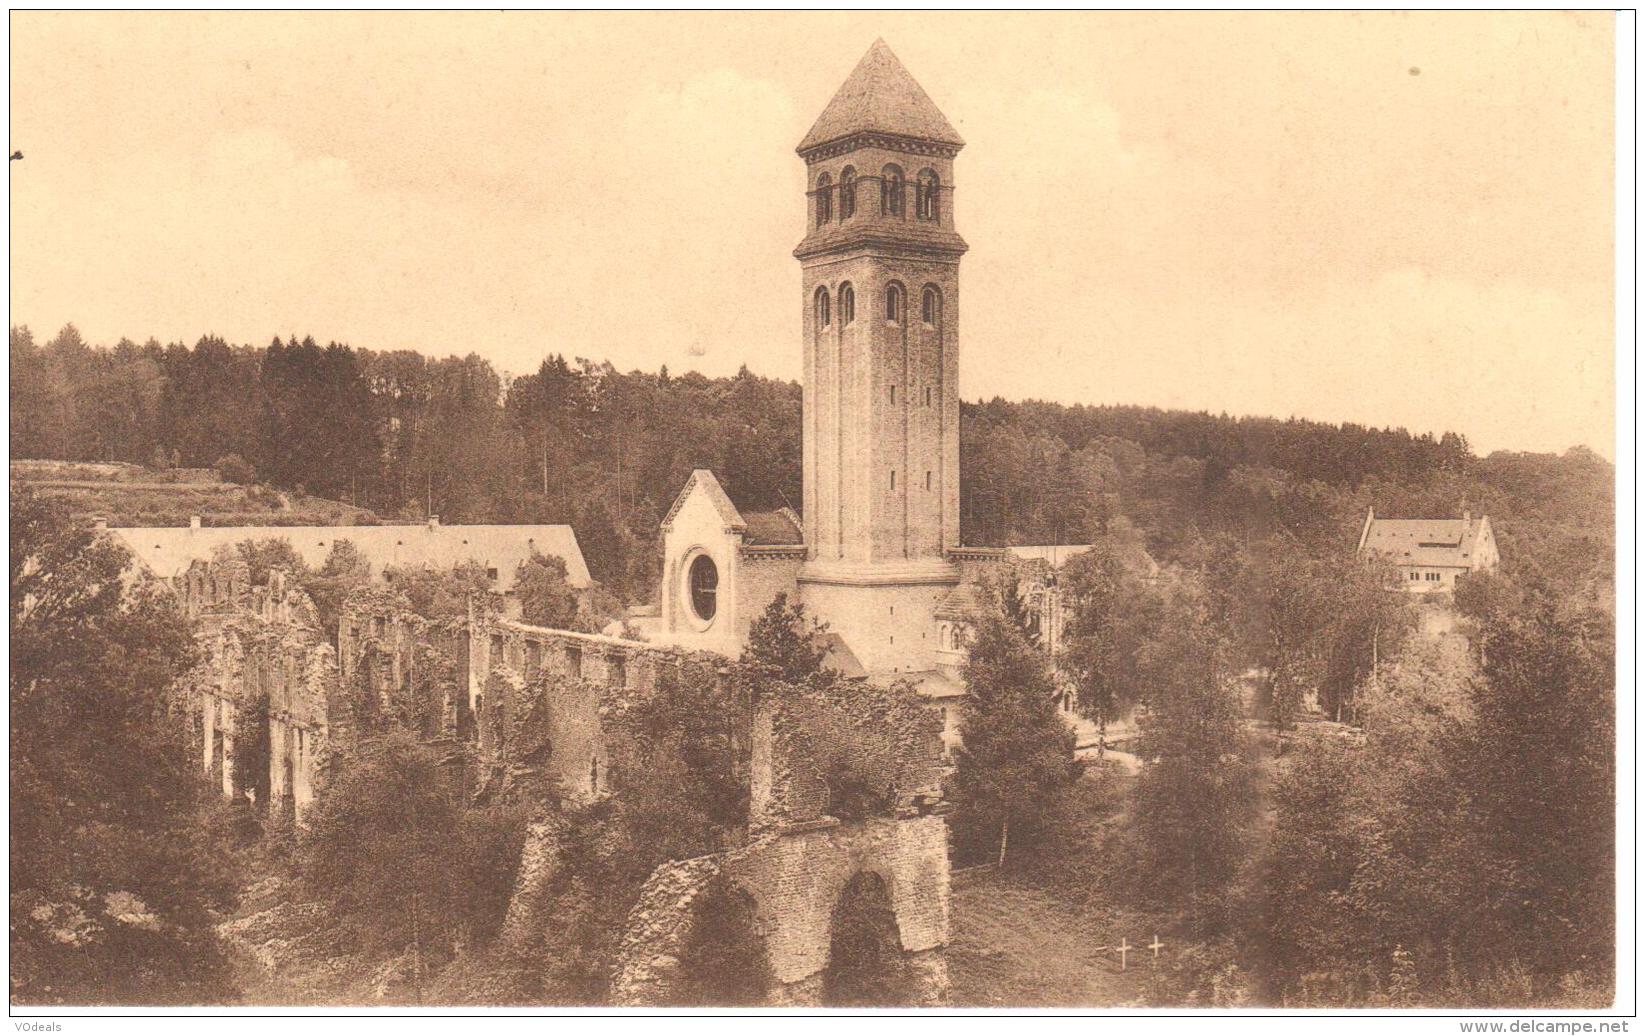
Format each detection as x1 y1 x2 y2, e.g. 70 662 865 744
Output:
9 12 1616 458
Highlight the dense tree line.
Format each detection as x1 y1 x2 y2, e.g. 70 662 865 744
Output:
1259 575 1614 1005
11 323 1612 610
11 489 240 1003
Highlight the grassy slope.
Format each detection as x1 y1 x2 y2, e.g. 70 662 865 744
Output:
12 460 376 526
949 869 1152 1007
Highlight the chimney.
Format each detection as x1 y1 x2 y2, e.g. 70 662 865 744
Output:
427 515 440 530
189 515 202 530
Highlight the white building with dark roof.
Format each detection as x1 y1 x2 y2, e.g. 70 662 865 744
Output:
1356 508 1500 591
107 514 592 592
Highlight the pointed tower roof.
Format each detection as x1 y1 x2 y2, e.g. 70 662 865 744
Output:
798 39 964 155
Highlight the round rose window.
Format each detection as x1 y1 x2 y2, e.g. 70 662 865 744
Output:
688 554 718 622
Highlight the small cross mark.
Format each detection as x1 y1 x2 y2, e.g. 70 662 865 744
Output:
1150 934 1164 958
1117 936 1130 971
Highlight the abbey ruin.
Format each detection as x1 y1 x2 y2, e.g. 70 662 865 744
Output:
138 40 1096 1006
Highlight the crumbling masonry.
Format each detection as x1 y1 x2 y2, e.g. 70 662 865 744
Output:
173 562 953 1005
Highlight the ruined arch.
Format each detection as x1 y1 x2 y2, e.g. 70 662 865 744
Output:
821 869 917 1006
672 875 771 1005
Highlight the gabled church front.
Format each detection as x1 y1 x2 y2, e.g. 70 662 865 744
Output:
635 40 1057 749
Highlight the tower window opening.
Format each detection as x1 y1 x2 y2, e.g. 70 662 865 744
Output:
917 169 941 221
925 470 932 490
890 470 897 491
815 173 833 226
839 167 857 219
885 282 904 323
815 286 831 327
923 386 932 406
889 385 896 405
881 165 905 217
840 283 855 325
922 286 940 325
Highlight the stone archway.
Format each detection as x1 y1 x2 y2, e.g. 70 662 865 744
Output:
821 870 918 1007
672 875 771 1006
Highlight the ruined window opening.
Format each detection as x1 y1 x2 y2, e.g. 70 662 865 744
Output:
689 554 718 622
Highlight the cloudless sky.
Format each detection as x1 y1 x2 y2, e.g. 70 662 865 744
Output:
9 12 1616 457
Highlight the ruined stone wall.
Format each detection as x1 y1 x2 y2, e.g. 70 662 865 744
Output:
467 594 721 805
612 670 951 1007
611 814 952 1007
750 674 946 832
178 560 336 824
336 590 469 744
727 815 950 1004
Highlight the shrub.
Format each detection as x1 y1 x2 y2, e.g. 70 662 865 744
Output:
213 453 256 485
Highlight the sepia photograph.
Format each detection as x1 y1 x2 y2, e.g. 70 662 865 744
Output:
6 9 1630 1020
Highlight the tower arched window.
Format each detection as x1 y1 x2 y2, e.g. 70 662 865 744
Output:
839 167 856 219
917 169 941 221
881 165 905 217
921 286 941 326
885 282 904 323
839 283 855 325
815 173 833 226
815 286 831 328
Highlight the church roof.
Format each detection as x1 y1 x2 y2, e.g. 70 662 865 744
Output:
1359 513 1491 568
798 39 964 154
741 508 804 546
661 469 744 533
661 469 806 548
818 632 869 680
869 668 967 700
933 583 991 623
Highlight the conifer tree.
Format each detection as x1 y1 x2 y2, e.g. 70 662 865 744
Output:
952 599 1076 865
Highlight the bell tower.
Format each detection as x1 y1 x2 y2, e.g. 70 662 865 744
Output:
794 40 968 674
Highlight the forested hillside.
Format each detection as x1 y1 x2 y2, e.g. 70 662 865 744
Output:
11 325 1613 605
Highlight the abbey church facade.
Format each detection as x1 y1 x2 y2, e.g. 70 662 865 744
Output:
638 41 1085 741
